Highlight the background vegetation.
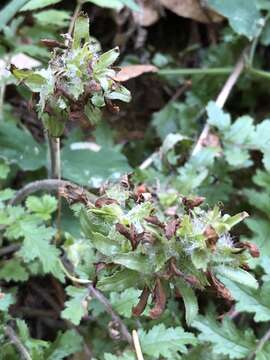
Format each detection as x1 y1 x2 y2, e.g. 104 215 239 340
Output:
1 0 270 359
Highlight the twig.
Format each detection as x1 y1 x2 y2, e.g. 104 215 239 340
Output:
132 330 144 360
9 179 96 206
4 325 32 360
88 284 133 345
191 49 247 156
0 243 20 257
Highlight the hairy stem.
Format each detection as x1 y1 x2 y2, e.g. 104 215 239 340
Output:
9 179 96 206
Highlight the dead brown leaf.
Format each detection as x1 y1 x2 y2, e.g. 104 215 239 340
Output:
113 64 158 82
160 0 223 23
133 0 160 26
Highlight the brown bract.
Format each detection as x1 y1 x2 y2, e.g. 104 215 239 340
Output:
132 286 151 316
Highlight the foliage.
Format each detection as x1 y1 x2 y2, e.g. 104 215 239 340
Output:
1 0 270 359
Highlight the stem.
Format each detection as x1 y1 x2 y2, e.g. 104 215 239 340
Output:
4 325 32 360
67 1 83 38
132 330 144 360
9 179 96 206
59 259 91 284
191 48 247 156
87 284 133 345
247 328 270 360
158 67 232 76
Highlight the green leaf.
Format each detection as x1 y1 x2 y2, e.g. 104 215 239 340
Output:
217 276 270 322
97 269 142 292
46 330 83 360
0 122 46 171
19 224 64 282
113 253 152 274
73 13 90 49
245 218 270 257
26 195 57 220
193 314 256 359
206 0 261 40
0 161 10 179
21 0 62 11
94 47 120 72
91 231 121 256
33 9 70 27
175 278 198 326
139 324 196 358
16 319 49 357
61 286 89 325
0 259 29 282
207 101 231 131
0 0 29 31
104 351 136 360
0 291 15 312
12 68 46 92
214 266 258 289
62 143 131 188
109 288 141 318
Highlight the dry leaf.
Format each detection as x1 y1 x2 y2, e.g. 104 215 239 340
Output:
160 0 223 23
133 0 160 26
132 286 151 316
10 53 41 69
113 64 158 82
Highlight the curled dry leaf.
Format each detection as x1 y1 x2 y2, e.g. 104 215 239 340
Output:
165 218 180 239
182 196 205 210
204 225 219 252
132 286 151 316
210 272 233 301
95 197 119 208
113 64 158 82
160 0 223 23
150 278 166 319
238 242 260 258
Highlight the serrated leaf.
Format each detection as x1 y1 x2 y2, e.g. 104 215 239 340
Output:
139 324 196 358
175 278 198 326
217 276 270 322
19 225 64 282
61 286 89 325
214 266 258 289
193 314 256 359
0 259 29 282
26 195 57 220
206 0 261 40
207 101 231 131
46 329 83 360
0 291 15 312
21 0 62 11
104 351 136 360
245 218 270 257
109 288 141 318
